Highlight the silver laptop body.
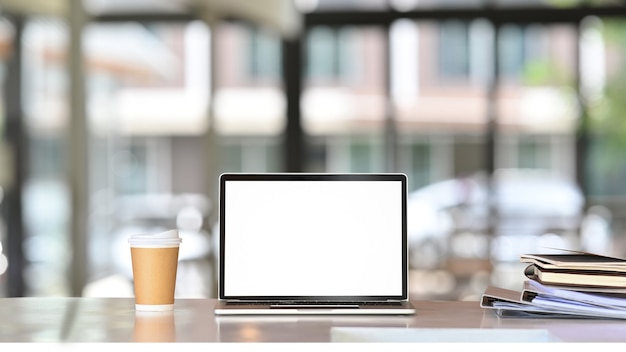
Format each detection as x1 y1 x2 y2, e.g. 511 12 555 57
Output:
214 173 416 315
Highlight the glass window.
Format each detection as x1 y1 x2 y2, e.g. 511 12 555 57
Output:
220 142 243 173
518 137 551 169
29 136 64 178
439 20 470 79
306 26 337 80
265 142 281 172
410 143 431 190
350 138 374 173
498 24 555 82
214 23 284 176
499 24 526 78
303 26 385 172
246 27 281 81
496 24 578 177
454 138 484 176
218 137 281 173
337 27 359 83
306 26 359 84
113 142 148 195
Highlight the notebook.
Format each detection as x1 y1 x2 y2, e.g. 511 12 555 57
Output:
213 173 416 315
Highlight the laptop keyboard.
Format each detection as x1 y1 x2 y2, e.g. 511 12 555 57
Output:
225 301 404 306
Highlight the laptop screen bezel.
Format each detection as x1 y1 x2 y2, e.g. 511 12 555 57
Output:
218 173 409 301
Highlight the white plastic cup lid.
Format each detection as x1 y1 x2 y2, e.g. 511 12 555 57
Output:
128 229 182 247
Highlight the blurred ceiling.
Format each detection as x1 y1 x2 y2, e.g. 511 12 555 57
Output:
0 0 302 38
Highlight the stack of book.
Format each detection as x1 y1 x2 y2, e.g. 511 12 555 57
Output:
481 250 626 319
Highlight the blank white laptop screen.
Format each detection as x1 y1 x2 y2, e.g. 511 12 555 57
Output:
221 174 406 299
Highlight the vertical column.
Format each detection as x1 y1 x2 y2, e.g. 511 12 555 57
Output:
485 23 499 182
2 15 26 297
68 0 89 297
384 23 399 173
574 21 588 209
485 20 500 265
204 23 218 226
282 35 304 172
203 22 219 298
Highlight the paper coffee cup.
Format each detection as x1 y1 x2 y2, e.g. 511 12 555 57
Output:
129 229 182 311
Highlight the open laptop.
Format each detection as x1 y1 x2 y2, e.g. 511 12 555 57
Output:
213 173 416 315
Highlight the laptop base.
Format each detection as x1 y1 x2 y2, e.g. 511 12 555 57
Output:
214 301 416 316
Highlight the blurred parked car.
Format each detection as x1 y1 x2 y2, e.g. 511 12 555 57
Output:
407 169 609 268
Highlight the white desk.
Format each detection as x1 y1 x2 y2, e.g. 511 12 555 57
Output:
0 297 624 342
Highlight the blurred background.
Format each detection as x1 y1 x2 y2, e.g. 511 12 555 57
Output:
0 0 625 302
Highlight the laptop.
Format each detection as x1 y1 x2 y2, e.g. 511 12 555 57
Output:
213 173 416 315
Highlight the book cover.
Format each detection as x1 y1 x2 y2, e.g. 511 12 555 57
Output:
520 251 626 273
524 264 626 288
522 278 626 294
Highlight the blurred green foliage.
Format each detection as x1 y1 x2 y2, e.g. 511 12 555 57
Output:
588 19 626 173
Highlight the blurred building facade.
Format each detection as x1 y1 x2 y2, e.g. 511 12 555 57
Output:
0 0 626 300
